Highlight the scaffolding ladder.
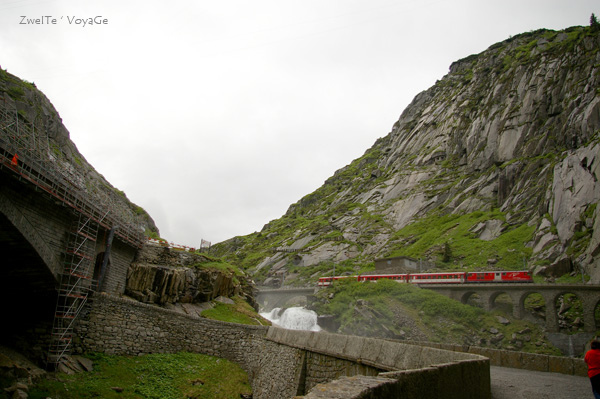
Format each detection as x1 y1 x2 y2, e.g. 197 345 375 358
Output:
47 210 106 368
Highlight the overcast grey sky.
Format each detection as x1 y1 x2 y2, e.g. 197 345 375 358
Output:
1 0 597 247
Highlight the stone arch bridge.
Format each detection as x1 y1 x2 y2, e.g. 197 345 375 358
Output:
0 104 144 366
256 287 316 311
423 283 600 333
257 283 600 334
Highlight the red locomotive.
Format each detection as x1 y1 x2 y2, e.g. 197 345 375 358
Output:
317 270 532 287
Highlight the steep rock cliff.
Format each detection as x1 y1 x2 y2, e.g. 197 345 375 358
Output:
214 26 600 284
125 243 257 308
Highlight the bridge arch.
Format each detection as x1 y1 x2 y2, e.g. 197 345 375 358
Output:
554 291 584 333
270 294 308 310
424 283 600 335
0 181 67 280
460 291 483 308
0 208 58 361
489 291 520 315
256 288 316 312
518 291 546 322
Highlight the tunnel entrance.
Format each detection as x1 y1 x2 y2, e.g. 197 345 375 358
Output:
0 212 58 365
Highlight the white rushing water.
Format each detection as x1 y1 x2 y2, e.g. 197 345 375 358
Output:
260 307 321 331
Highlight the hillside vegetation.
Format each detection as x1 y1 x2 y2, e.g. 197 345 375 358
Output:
312 279 560 355
213 25 600 289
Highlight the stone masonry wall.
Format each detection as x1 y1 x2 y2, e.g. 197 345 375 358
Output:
74 293 304 398
100 238 137 295
266 328 490 399
76 294 491 399
0 171 140 296
0 174 71 278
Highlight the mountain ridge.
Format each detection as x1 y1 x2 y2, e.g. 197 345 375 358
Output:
213 25 600 286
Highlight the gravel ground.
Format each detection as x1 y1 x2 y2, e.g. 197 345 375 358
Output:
491 366 592 399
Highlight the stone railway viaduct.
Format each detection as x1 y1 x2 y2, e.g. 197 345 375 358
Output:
257 283 600 334
426 283 600 333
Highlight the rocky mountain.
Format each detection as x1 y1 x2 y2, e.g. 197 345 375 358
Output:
0 67 159 236
213 25 600 286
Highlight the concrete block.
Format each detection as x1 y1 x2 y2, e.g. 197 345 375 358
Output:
548 355 574 375
499 350 522 369
520 352 549 372
386 367 441 398
475 348 501 366
456 359 491 399
266 326 284 341
435 362 469 399
374 341 403 369
306 331 322 351
295 330 313 349
273 328 289 345
394 344 424 370
359 338 384 366
344 335 366 360
574 359 588 377
324 333 348 357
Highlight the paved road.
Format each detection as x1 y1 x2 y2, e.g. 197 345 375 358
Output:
491 366 591 399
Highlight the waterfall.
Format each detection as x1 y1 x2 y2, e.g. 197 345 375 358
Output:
260 307 321 331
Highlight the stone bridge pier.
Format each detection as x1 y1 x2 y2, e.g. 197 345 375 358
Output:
425 284 600 334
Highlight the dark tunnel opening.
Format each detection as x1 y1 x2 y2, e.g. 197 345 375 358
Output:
0 212 58 365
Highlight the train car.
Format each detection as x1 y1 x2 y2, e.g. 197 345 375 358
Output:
357 274 410 283
408 272 467 284
317 270 532 287
317 276 355 287
466 271 533 283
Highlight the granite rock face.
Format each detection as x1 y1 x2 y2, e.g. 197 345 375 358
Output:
214 26 600 284
125 244 256 307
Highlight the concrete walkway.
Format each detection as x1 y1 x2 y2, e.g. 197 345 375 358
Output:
491 366 592 399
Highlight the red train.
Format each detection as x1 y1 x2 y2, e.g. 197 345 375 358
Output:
317 271 533 287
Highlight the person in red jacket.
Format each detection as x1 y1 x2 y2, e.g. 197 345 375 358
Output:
585 340 600 399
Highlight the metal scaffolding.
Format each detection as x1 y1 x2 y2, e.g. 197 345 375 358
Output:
0 95 145 368
0 102 144 247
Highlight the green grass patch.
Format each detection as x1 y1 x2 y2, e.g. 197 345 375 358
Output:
387 210 535 269
201 296 270 326
199 261 242 275
29 352 251 399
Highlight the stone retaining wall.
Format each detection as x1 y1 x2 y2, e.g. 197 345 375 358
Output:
76 294 490 399
412 341 588 377
267 328 490 399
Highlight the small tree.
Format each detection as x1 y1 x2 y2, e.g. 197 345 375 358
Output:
591 13 600 31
